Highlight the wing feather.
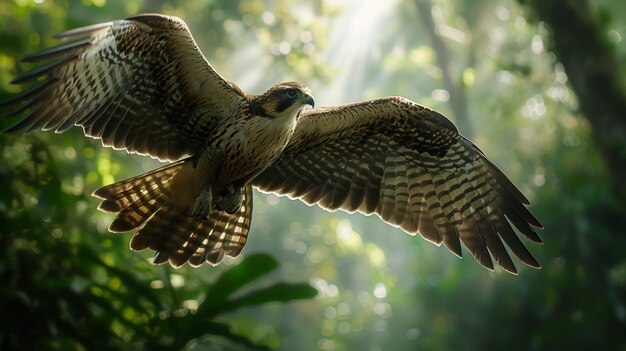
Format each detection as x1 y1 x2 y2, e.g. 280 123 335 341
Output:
2 14 246 161
254 97 543 273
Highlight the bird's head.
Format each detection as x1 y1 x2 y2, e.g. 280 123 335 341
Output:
251 82 315 119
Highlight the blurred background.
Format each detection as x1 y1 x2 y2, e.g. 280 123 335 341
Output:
1 0 625 350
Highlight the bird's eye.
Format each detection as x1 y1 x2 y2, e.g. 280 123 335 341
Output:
286 89 298 98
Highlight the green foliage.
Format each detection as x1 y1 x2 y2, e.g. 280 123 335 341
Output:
0 136 317 350
2 0 626 350
0 186 316 351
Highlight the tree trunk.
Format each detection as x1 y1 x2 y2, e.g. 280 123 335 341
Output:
525 0 626 201
415 0 473 138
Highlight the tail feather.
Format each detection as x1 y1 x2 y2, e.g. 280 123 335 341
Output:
92 160 254 267
109 192 166 233
130 185 253 267
93 158 187 212
189 185 253 266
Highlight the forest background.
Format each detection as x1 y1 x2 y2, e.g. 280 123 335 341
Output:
1 0 625 350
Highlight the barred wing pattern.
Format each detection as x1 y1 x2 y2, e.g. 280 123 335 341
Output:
2 14 245 161
93 161 253 267
254 97 543 274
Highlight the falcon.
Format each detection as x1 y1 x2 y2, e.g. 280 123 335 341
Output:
2 14 543 274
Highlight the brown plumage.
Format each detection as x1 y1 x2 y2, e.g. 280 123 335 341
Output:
2 14 542 274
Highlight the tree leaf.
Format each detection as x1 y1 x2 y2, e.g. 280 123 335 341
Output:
200 253 279 309
206 282 318 316
176 321 272 351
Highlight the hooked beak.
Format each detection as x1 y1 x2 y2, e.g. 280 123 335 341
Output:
303 94 315 108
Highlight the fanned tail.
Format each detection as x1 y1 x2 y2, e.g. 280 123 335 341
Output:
92 158 188 215
92 159 253 267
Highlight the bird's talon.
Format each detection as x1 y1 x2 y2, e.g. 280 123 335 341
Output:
190 188 212 219
217 189 243 214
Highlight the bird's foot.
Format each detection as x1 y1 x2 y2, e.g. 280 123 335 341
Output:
190 188 212 219
216 187 243 214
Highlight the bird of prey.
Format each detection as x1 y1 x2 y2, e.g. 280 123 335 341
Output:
2 14 542 274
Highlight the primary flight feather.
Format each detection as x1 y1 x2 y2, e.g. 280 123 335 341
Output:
2 14 542 274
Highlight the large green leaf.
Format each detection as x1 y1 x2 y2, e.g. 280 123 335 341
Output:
200 253 279 309
206 282 318 317
165 256 317 349
165 321 272 351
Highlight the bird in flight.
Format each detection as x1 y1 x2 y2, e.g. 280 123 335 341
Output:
2 14 542 274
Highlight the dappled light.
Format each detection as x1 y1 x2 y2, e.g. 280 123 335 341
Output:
1 0 626 350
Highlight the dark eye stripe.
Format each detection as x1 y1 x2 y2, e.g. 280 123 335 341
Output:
275 96 295 112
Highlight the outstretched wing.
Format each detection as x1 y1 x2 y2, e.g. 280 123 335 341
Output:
253 97 543 274
2 14 246 161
